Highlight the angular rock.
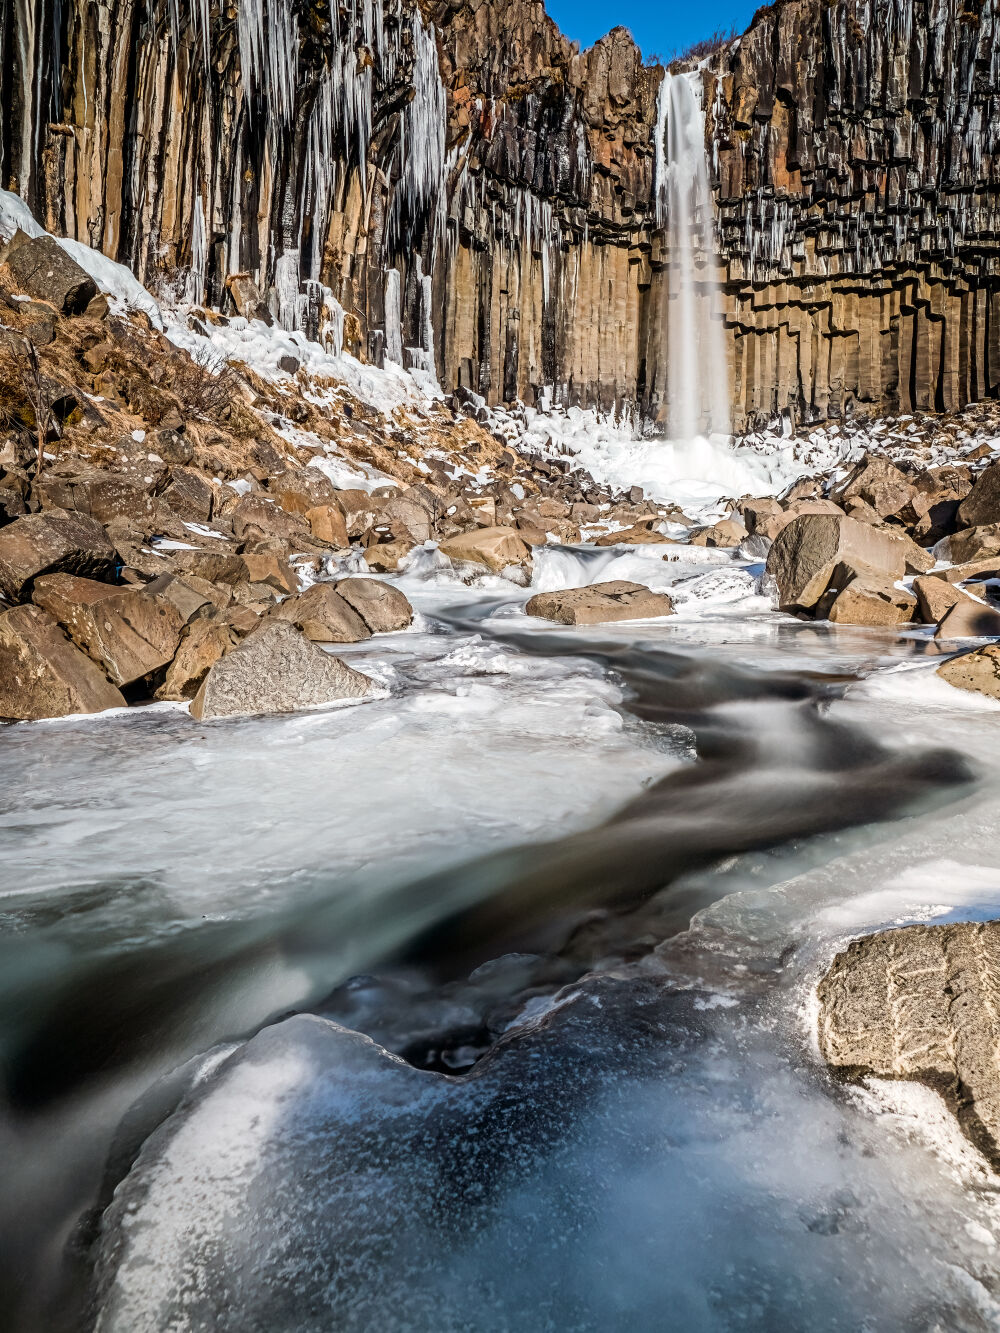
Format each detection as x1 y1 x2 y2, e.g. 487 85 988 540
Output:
230 494 308 542
269 583 371 643
818 921 1000 1166
0 603 125 720
0 230 97 314
957 460 1000 529
525 580 674 626
32 572 185 686
689 517 748 548
765 514 907 611
822 566 916 627
439 526 531 575
162 467 214 524
929 558 1000 586
933 599 1000 640
334 578 413 633
142 573 214 625
304 505 349 547
832 456 914 518
240 552 298 595
948 525 1000 565
155 619 240 701
912 575 967 625
37 471 161 528
0 509 115 600
269 469 340 516
594 524 673 546
937 643 1000 698
189 620 375 720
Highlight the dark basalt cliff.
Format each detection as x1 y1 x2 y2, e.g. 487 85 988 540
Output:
1 0 998 428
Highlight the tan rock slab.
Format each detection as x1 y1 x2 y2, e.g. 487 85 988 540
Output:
525 580 675 626
594 524 674 546
32 572 185 686
305 505 348 547
0 603 125 720
818 921 1000 1166
912 575 967 624
439 526 531 574
765 514 908 611
190 620 375 720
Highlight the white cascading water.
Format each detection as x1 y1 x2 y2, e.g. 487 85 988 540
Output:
655 70 731 442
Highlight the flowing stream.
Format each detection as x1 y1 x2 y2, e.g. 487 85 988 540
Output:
4 543 1000 1331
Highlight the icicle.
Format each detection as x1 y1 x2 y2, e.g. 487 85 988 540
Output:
384 268 403 365
389 16 447 249
186 193 207 303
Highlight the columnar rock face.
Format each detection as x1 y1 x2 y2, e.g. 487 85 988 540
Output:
1 0 997 426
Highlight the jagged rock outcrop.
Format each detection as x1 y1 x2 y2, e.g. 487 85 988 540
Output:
1 0 997 425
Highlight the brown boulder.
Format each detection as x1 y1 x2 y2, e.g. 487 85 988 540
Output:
821 564 916 627
32 572 185 686
304 505 349 547
765 514 907 611
956 459 1000 529
0 603 125 720
948 525 1000 565
0 230 97 314
334 578 413 633
241 552 298 595
832 456 914 518
933 599 1000 639
912 575 967 625
269 469 340 516
689 517 748 548
0 509 116 600
439 526 532 576
365 540 415 573
190 619 375 720
269 583 371 643
937 642 1000 698
155 619 240 701
525 580 675 626
230 494 308 542
379 491 435 544
594 524 673 547
162 467 215 524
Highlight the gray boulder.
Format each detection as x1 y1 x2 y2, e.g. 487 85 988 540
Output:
269 583 371 643
190 620 375 720
818 921 1000 1167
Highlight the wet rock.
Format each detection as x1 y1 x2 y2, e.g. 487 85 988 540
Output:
189 619 375 720
364 539 415 573
32 572 185 686
765 514 907 612
594 524 672 547
334 578 413 633
933 599 1000 640
155 619 240 701
439 526 531 576
0 602 126 720
269 583 371 643
0 230 97 315
818 921 1000 1166
937 643 1000 698
525 580 674 626
0 509 115 600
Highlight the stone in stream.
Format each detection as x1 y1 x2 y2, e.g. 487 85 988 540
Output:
912 575 968 625
936 643 1000 698
765 514 908 611
689 517 748 548
269 583 372 643
32 572 186 686
818 921 1000 1167
594 524 674 547
525 581 674 626
0 509 116 601
334 578 413 633
820 563 917 626
189 619 375 720
438 526 532 576
0 603 126 719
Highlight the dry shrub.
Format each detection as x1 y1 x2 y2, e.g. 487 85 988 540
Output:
0 331 54 474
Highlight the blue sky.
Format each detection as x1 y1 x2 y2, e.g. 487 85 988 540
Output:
543 0 759 62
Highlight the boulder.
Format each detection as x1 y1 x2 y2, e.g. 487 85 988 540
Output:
269 583 371 643
162 467 214 524
240 552 298 595
305 505 349 547
689 516 748 548
0 509 116 600
937 642 1000 698
189 620 375 720
948 524 1000 565
957 459 1000 529
438 526 531 575
933 598 1000 639
765 514 907 611
269 469 340 516
0 230 97 314
379 491 435 544
912 574 967 625
335 490 383 540
364 539 415 573
226 273 273 324
170 550 247 585
818 921 1000 1165
831 456 914 518
0 603 126 720
821 565 916 627
525 580 675 626
37 471 161 528
142 572 214 624
155 619 240 701
230 494 308 542
32 572 185 686
334 578 413 633
929 558 1000 585
594 524 673 547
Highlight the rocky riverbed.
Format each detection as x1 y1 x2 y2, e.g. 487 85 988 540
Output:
7 226 1000 1331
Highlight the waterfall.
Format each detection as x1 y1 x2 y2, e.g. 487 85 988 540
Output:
655 70 730 442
